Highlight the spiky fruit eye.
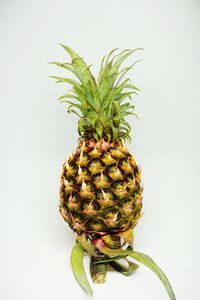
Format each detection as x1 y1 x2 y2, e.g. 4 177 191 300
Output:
82 200 99 216
117 217 131 230
107 166 123 181
86 218 107 232
101 153 116 165
102 207 120 219
88 159 104 174
110 149 124 158
88 148 102 158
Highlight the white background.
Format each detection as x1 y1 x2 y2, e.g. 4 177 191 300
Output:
1 0 200 299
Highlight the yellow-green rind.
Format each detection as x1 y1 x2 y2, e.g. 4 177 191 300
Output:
59 139 143 234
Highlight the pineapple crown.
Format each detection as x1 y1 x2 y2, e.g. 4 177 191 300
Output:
50 44 143 143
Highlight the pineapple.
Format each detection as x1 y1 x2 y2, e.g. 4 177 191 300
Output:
50 45 176 299
59 139 143 234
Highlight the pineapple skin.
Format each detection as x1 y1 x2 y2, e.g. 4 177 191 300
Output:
59 139 143 235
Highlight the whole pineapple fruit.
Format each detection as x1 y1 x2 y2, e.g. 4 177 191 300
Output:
60 138 143 234
50 45 176 299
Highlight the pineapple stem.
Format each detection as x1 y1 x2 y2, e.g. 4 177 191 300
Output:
90 256 107 284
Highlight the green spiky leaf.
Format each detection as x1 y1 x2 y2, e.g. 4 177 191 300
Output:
95 120 103 138
125 83 140 91
50 45 144 141
58 93 80 101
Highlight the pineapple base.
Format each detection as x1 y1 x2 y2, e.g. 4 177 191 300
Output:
75 229 136 285
82 229 136 284
71 229 176 300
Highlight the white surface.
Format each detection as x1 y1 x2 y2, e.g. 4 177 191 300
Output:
0 0 200 299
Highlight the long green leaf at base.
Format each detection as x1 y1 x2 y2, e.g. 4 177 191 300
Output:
71 242 93 295
93 242 176 300
128 250 176 300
